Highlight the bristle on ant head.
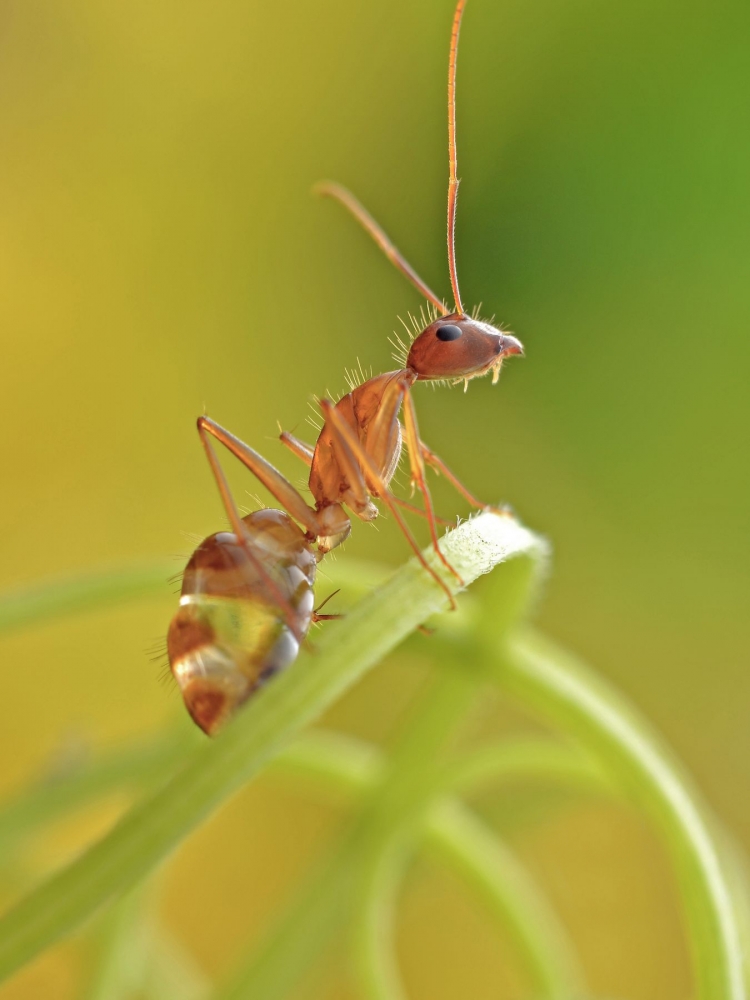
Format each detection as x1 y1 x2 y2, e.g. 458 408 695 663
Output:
390 302 444 368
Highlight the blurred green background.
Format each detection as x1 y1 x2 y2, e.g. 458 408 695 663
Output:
1 0 749 996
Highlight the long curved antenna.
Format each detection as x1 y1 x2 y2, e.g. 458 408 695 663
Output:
447 0 467 316
315 181 448 315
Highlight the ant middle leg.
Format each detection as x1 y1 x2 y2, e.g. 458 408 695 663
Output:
401 390 463 585
419 440 511 516
279 430 314 466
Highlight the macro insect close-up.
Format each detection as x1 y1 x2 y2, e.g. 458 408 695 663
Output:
1 1 749 999
167 0 525 736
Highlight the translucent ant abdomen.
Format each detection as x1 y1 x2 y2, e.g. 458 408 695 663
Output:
168 510 316 735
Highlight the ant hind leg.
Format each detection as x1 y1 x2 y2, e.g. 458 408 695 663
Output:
198 416 321 537
196 418 309 640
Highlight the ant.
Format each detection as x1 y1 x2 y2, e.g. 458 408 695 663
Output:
168 0 524 735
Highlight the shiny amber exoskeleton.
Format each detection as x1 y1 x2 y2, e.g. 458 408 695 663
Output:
407 315 523 384
169 0 525 736
167 509 316 735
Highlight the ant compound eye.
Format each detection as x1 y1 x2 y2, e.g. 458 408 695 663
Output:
436 324 462 342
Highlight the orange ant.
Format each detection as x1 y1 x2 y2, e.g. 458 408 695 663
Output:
167 0 523 735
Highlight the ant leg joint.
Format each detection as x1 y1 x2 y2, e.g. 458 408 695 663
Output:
312 613 345 624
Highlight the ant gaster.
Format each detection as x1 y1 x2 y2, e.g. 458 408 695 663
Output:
168 0 524 735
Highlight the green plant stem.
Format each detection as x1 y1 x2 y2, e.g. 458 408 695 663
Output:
442 736 612 799
0 563 175 636
0 726 605 873
348 664 479 1000
425 800 584 998
274 731 612 806
223 727 588 1000
278 734 603 997
352 796 586 1000
494 628 745 1000
0 718 594 998
0 732 193 860
346 741 592 999
85 884 211 1000
352 839 409 1000
144 924 212 1000
0 701 596 997
347 732 595 1000
272 729 383 792
0 512 541 985
85 885 153 1000
224 656 480 1000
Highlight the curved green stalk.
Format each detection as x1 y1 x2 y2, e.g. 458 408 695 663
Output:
223 647 481 1000
0 720 594 998
225 737 590 999
425 800 584 998
85 886 154 1000
351 794 586 1000
443 736 612 799
274 732 611 806
494 628 746 1000
347 665 479 1000
0 562 175 636
351 839 410 1000
0 732 194 860
144 924 212 1000
0 728 606 874
0 512 542 985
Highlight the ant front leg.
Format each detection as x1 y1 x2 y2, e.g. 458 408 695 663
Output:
418 437 511 518
401 390 464 585
318 398 458 610
391 495 453 527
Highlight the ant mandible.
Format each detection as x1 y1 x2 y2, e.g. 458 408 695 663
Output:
168 0 524 735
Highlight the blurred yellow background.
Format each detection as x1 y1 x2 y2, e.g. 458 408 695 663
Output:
1 0 748 996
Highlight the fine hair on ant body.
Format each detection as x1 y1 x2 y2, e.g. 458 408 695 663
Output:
167 0 524 735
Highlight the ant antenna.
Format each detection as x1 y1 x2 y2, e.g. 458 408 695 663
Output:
315 181 447 315
447 0 466 316
315 0 470 319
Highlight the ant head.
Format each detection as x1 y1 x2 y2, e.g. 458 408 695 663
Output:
319 1 524 390
406 313 523 385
